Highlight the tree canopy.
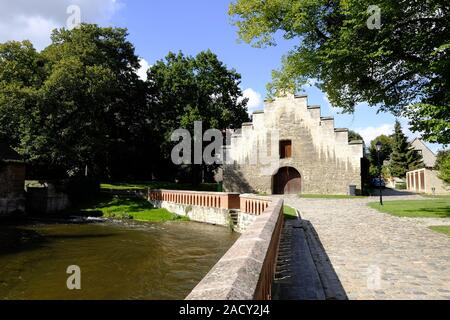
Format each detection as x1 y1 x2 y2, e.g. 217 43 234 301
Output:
436 150 450 185
389 121 424 178
0 24 249 181
229 0 450 144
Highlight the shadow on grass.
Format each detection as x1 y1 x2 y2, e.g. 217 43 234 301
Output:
370 201 450 218
401 206 450 218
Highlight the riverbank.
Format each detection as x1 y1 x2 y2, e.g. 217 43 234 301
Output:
70 194 189 222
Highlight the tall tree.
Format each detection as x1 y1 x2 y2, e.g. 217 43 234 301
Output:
0 41 46 147
147 51 249 181
436 150 450 185
229 0 450 144
369 135 394 164
348 130 364 143
368 134 393 177
24 24 148 179
389 121 424 178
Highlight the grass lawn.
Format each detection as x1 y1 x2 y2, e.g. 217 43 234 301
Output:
299 194 368 199
429 226 450 237
284 206 298 220
369 197 450 218
74 195 188 222
101 181 218 192
422 195 450 199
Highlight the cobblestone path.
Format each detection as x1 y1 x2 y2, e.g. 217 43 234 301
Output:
281 195 450 300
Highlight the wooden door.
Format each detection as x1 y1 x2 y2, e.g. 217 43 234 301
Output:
274 167 301 194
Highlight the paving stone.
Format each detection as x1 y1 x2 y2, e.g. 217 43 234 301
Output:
278 195 450 300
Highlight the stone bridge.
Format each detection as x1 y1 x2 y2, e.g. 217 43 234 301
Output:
149 189 284 300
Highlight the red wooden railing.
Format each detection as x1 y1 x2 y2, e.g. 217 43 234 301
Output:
240 195 272 215
149 190 240 210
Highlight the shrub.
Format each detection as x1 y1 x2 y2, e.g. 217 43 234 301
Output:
396 183 407 190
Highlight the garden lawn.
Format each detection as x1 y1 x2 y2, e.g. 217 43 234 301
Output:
78 195 188 222
284 206 298 220
429 226 450 237
369 197 450 218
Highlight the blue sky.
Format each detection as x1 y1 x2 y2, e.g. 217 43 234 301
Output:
0 0 443 151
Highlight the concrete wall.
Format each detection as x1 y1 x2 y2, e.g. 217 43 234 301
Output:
223 94 363 195
26 184 70 214
0 162 26 216
150 200 257 233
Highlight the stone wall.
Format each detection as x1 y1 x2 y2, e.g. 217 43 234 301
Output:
26 183 70 214
224 95 364 195
186 198 284 300
0 162 26 216
150 200 257 233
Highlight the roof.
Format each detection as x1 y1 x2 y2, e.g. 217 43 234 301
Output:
411 138 436 156
411 139 437 168
0 144 23 162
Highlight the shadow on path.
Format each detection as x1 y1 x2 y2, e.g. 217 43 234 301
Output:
272 216 347 300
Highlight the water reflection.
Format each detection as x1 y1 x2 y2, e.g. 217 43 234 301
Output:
0 220 238 300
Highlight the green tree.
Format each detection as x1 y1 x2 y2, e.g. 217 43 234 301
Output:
147 51 249 181
389 121 424 178
0 41 46 147
0 25 150 179
368 134 394 177
436 150 450 185
348 130 363 143
229 0 450 144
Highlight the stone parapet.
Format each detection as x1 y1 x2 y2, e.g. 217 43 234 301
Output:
186 198 284 300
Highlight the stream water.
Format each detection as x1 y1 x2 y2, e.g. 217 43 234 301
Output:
0 219 238 300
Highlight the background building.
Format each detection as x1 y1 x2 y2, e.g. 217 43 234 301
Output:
407 139 449 194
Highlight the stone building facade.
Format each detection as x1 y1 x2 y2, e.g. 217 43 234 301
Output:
223 94 364 195
0 144 26 216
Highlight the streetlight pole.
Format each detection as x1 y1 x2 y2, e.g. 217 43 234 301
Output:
376 141 383 206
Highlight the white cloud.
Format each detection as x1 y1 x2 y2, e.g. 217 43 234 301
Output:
323 93 343 115
137 58 150 81
0 0 122 50
240 88 263 114
355 124 395 144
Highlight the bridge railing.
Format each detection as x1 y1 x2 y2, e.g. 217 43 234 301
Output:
239 194 272 215
150 190 276 214
186 197 284 300
148 189 284 300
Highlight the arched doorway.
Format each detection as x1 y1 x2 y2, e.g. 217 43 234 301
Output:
273 167 302 195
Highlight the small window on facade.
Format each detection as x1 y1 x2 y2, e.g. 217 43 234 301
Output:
280 140 292 159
